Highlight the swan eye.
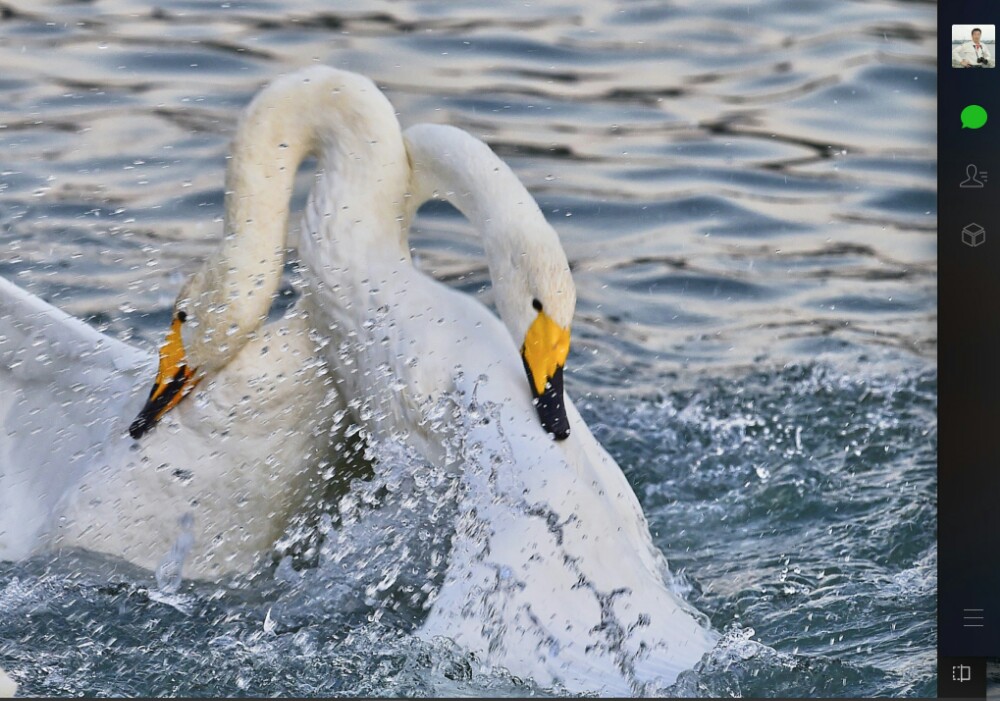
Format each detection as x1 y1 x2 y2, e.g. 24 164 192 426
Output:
532 298 543 312
177 310 188 323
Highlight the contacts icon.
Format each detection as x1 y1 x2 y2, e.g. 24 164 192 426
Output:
960 164 988 188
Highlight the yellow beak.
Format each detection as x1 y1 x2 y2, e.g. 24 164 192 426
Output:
520 310 571 440
128 315 201 439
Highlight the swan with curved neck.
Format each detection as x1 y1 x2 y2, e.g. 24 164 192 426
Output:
2 67 415 579
3 68 414 579
290 121 717 693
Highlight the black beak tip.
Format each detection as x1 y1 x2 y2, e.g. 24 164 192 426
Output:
128 366 195 441
525 362 571 442
128 417 151 440
539 404 570 441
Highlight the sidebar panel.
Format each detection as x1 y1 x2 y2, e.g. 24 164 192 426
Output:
939 0 1000 679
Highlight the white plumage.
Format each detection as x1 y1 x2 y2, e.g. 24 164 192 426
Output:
0 274 339 579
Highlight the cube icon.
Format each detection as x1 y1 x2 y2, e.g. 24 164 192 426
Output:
963 222 986 247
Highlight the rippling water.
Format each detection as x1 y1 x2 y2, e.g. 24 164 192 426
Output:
0 0 935 696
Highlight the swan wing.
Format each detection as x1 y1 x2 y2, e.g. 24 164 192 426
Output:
0 275 151 559
0 275 346 579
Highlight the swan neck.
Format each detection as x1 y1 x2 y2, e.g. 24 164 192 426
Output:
218 99 311 321
405 124 571 339
202 68 408 339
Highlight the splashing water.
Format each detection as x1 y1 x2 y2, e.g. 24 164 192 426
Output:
0 354 933 697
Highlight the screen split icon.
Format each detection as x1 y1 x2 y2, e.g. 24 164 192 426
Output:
940 657 986 698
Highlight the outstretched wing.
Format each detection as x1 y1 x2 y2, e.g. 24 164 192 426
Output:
0 275 151 559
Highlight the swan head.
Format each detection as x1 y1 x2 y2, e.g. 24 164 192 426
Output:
404 122 577 440
520 297 574 441
128 309 201 439
499 241 576 441
129 260 272 439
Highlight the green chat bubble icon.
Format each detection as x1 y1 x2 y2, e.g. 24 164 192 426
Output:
962 104 988 129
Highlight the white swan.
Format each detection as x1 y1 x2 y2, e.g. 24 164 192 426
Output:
294 121 718 694
0 66 414 580
0 67 426 579
124 63 718 691
3 67 460 586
